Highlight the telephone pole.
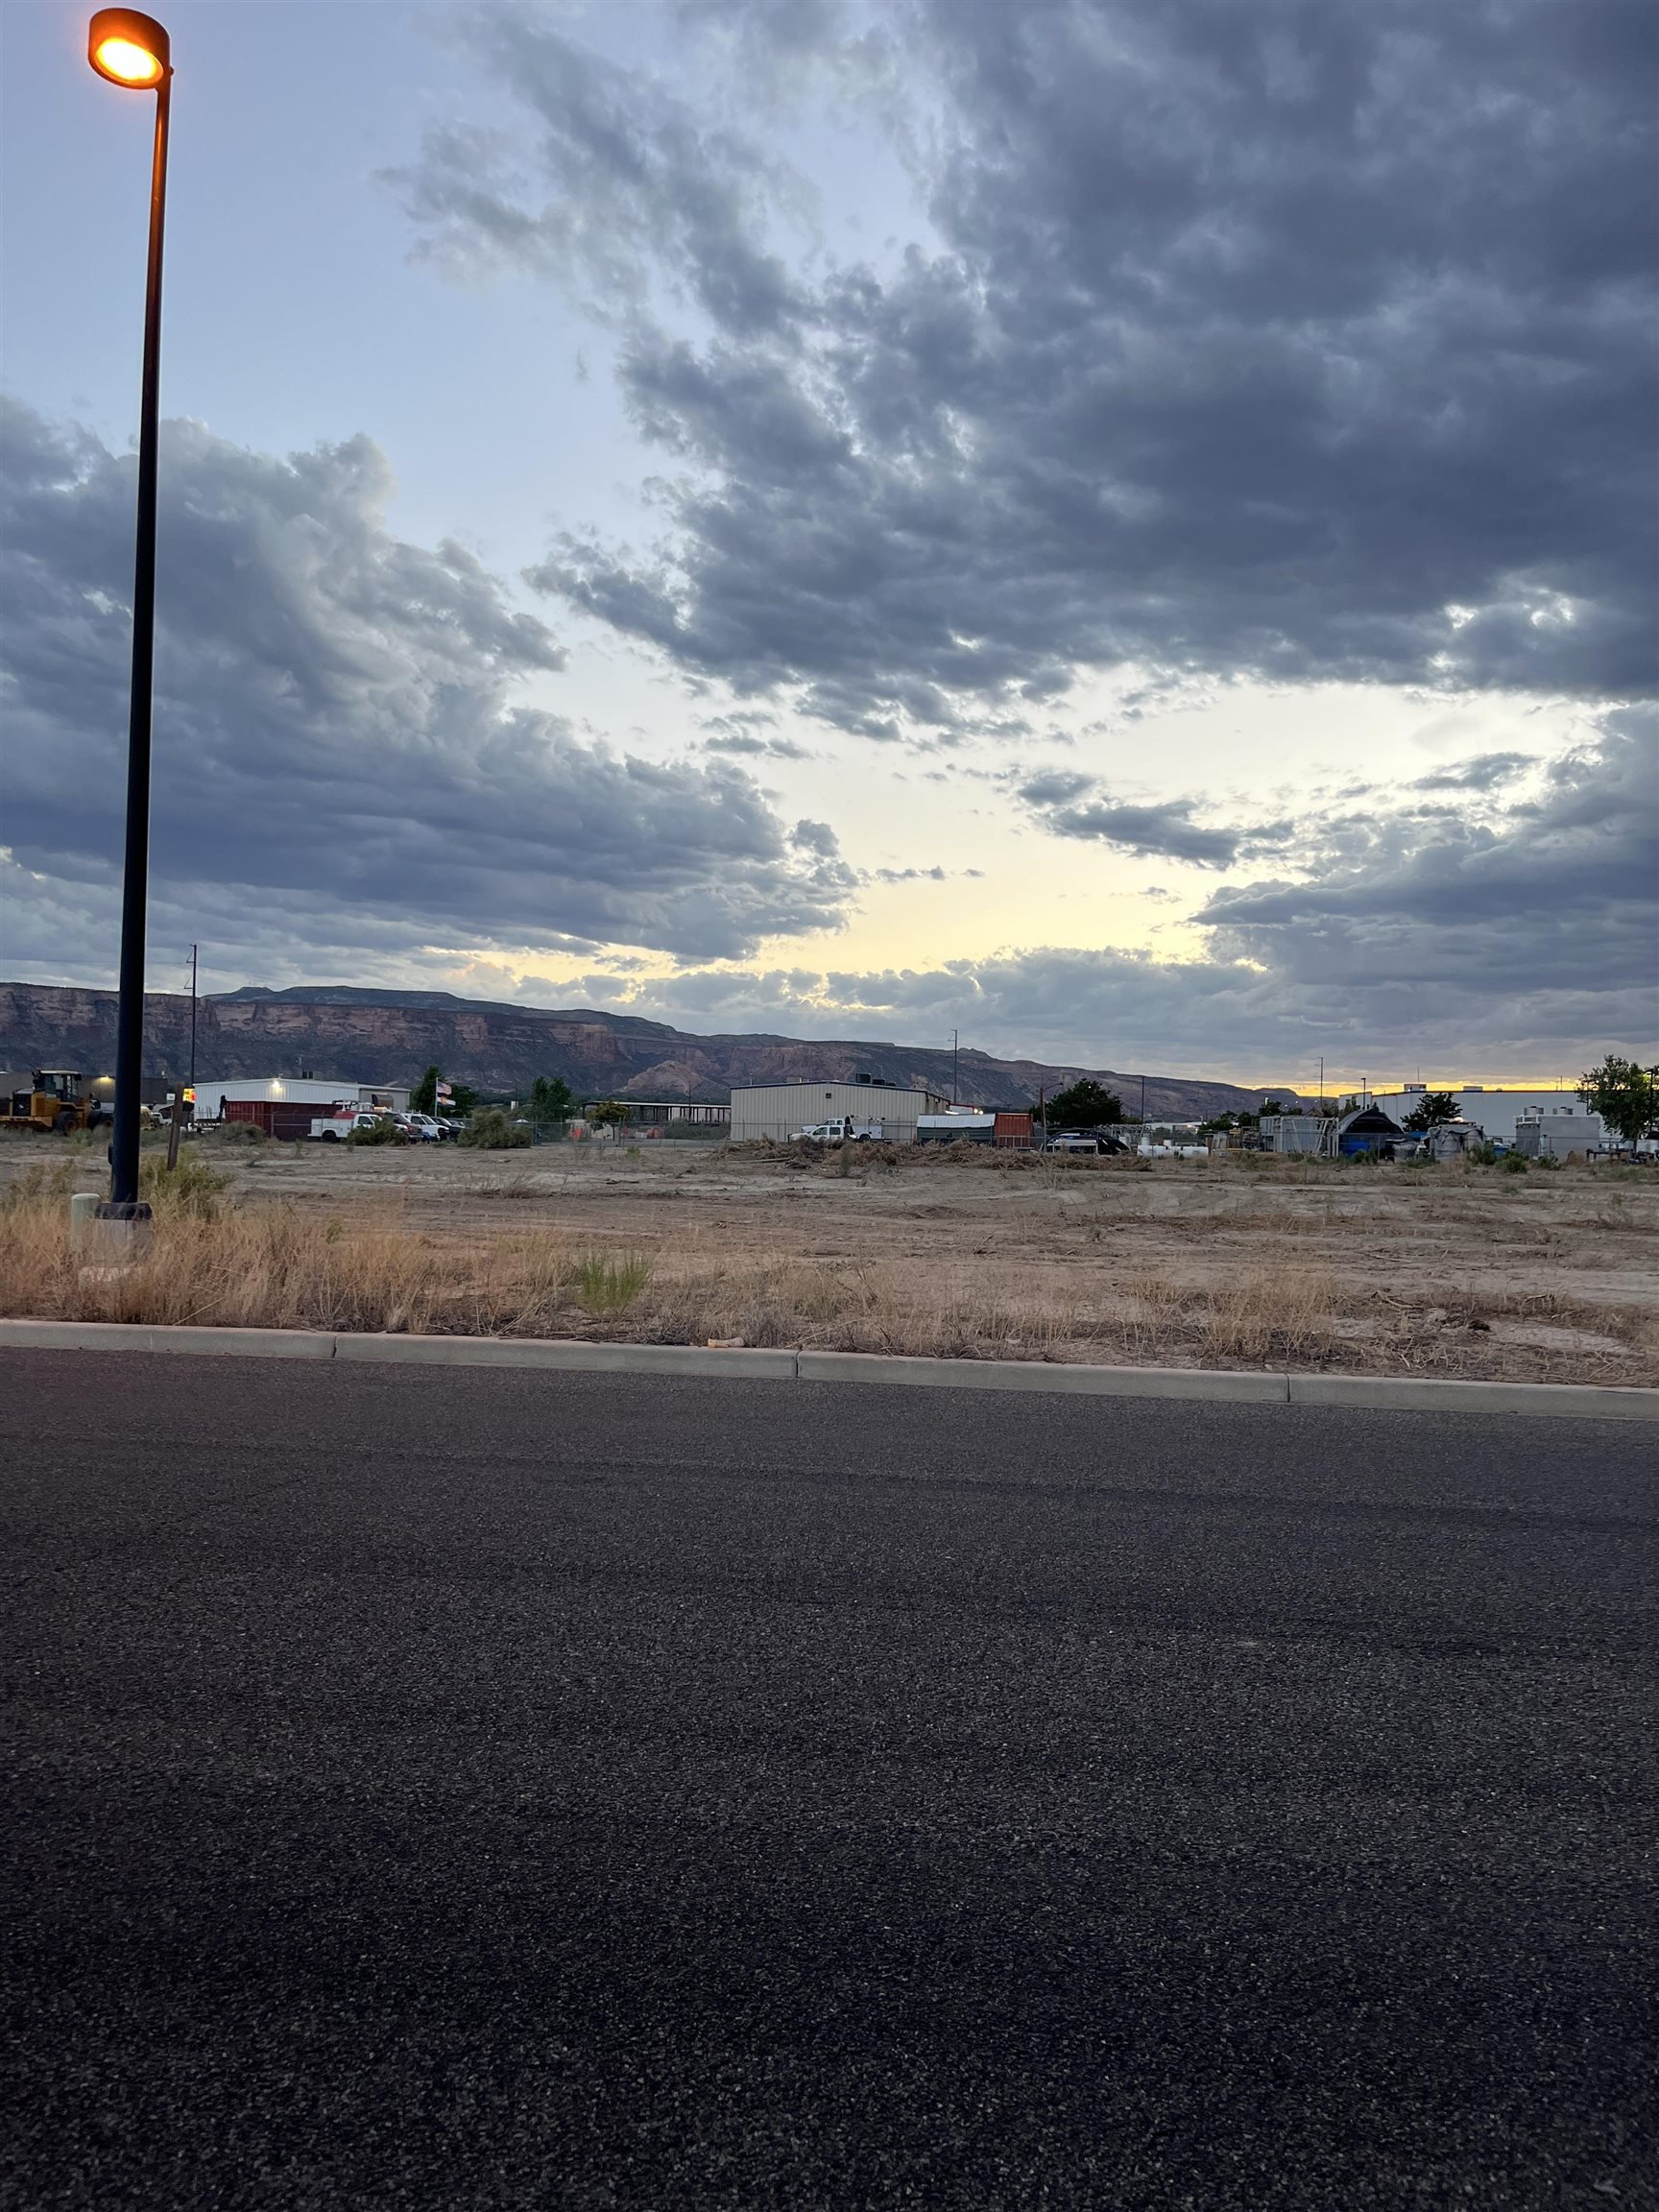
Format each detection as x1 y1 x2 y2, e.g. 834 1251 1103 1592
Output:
951 1029 959 1104
188 942 197 1089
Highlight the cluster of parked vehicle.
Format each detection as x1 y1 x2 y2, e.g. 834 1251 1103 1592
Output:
307 1110 456 1142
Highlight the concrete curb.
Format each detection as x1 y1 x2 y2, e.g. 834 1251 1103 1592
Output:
3 1317 1655 1420
0 1320 336 1360
332 1332 798 1382
796 1350 1289 1401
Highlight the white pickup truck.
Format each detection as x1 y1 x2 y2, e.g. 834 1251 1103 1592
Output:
792 1118 887 1143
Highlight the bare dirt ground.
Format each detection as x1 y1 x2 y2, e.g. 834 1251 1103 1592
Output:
5 1130 1656 1385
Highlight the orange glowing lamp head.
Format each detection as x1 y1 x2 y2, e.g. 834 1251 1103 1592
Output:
88 9 170 87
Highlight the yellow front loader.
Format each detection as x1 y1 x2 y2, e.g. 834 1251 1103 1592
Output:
2 1070 110 1136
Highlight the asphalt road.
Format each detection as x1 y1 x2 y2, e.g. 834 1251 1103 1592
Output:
4 1352 1655 2211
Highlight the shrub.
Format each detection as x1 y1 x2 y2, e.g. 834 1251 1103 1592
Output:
218 1120 269 1145
574 1249 653 1314
1502 1151 1529 1174
347 1116 409 1146
458 1108 531 1149
139 1153 231 1216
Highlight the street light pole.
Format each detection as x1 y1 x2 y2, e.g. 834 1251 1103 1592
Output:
88 9 173 1231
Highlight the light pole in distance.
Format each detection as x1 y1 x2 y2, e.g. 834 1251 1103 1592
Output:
88 8 173 1239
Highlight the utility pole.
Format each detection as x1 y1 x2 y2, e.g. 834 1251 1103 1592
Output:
188 941 197 1090
951 1028 959 1104
1318 1055 1325 1113
1140 1072 1146 1126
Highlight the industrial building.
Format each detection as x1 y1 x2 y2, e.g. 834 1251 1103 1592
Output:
1370 1087 1582 1143
730 1076 951 1144
198 1075 409 1140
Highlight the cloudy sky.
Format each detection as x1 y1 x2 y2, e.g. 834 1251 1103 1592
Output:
2 0 1654 1084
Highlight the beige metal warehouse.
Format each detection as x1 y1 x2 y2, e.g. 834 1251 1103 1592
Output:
730 1079 951 1144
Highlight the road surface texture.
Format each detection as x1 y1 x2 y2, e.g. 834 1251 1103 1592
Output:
4 1351 1654 2210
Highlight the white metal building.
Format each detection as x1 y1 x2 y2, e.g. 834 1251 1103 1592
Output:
731 1079 951 1144
1370 1087 1579 1142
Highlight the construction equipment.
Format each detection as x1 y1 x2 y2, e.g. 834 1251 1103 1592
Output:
2 1070 109 1136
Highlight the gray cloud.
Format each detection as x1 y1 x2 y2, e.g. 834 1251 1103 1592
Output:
529 714 1659 1070
1014 772 1294 867
410 0 1657 734
0 398 852 966
387 7 804 338
1407 752 1531 793
1197 714 1657 998
1040 801 1241 869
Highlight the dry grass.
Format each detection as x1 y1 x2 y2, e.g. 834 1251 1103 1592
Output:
4 1135 1656 1385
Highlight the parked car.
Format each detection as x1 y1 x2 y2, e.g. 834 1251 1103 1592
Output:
402 1113 446 1142
1044 1131 1126 1155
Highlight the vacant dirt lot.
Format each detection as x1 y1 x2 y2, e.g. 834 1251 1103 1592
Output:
5 1130 1656 1385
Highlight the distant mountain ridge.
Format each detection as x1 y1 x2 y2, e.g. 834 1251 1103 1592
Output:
0 982 1305 1118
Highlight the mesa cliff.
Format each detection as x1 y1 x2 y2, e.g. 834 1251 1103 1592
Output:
0 982 1299 1118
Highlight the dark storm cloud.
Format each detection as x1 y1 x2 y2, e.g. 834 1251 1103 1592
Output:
413 0 1657 734
0 399 852 964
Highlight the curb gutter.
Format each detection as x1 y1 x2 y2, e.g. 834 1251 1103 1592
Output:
3 1317 1655 1420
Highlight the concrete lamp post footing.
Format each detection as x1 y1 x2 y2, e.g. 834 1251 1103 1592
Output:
75 1197 153 1265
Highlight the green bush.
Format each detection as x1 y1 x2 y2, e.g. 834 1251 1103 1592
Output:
347 1116 409 1146
457 1108 531 1149
218 1120 269 1145
1502 1150 1528 1173
140 1152 232 1216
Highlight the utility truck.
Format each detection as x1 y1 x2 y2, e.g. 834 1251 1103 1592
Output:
792 1118 887 1143
309 1112 377 1142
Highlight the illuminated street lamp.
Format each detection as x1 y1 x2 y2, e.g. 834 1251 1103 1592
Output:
87 10 172 1238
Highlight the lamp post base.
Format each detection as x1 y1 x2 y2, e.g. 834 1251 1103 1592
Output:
84 1198 155 1265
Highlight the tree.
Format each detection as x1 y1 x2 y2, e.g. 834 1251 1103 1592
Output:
1046 1079 1124 1130
1403 1091 1461 1132
588 1099 630 1128
411 1066 440 1116
1577 1055 1658 1144
530 1074 575 1126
